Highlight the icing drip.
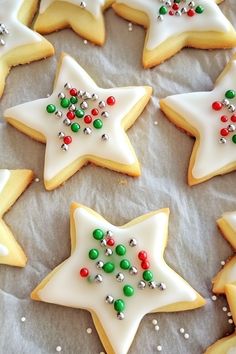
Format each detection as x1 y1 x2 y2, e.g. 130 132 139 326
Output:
223 212 236 232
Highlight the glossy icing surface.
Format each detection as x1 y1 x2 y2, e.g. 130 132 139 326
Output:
116 0 230 50
163 60 236 179
37 206 199 354
4 54 147 182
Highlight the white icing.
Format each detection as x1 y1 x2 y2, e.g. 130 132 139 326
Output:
223 212 236 232
162 60 236 180
116 0 231 50
39 0 105 18
227 347 236 354
0 169 10 193
37 206 198 354
4 54 147 183
0 0 42 56
0 243 9 256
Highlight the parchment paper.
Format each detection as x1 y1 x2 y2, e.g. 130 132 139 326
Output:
0 2 236 353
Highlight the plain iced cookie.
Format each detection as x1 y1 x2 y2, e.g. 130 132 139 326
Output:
4 53 152 190
0 0 54 98
31 203 205 354
34 0 114 46
0 169 34 267
160 55 236 186
113 0 236 68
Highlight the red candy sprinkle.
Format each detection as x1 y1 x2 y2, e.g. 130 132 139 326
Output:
107 238 115 247
172 3 179 10
70 88 77 96
220 128 229 137
138 250 147 261
212 101 223 111
107 96 116 106
141 260 150 270
169 10 174 16
84 115 92 124
67 111 75 120
91 108 99 116
80 268 89 277
187 9 195 17
231 115 236 122
64 136 72 145
221 115 228 123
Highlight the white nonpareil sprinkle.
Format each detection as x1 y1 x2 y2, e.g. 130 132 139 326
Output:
156 345 162 351
21 317 26 322
228 319 234 324
152 319 158 325
184 333 190 340
86 328 92 334
211 295 217 301
56 346 62 352
179 328 185 334
155 325 160 331
227 312 232 317
222 306 228 312
154 121 159 125
34 177 40 183
221 260 226 266
84 39 88 44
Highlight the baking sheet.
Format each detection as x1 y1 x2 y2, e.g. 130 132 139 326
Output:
0 1 236 353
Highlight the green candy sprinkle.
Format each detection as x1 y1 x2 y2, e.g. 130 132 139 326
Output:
93 119 103 129
93 229 104 240
115 244 126 256
75 109 85 118
114 299 125 312
123 285 134 297
159 6 167 15
71 123 80 133
232 135 236 144
120 259 131 270
46 104 56 113
70 96 78 104
89 248 99 260
143 270 153 282
103 262 115 273
195 5 204 14
60 98 70 108
225 90 236 100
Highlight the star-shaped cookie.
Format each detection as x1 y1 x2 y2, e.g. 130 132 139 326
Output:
34 0 114 45
160 55 236 186
205 332 236 354
113 0 236 68
0 0 54 98
4 53 152 190
213 211 236 294
31 203 205 354
0 169 33 267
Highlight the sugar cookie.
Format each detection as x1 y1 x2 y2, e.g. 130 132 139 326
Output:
160 55 236 186
0 0 54 98
4 53 152 190
0 169 34 267
31 203 205 354
34 0 114 46
113 0 236 68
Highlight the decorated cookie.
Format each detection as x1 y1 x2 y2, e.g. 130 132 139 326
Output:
213 211 236 294
0 0 54 98
112 0 236 68
0 169 34 267
31 203 205 354
4 53 152 191
160 55 236 186
205 332 236 354
34 0 114 46
218 211 236 250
